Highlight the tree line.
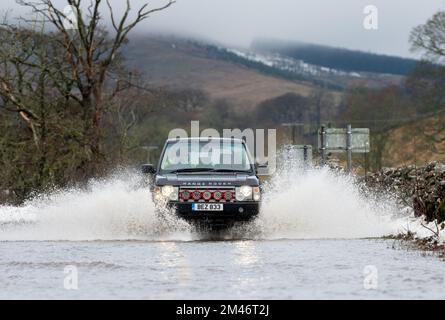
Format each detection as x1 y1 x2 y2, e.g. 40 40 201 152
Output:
251 39 419 76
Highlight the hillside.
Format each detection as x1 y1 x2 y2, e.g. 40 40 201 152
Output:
123 35 408 109
124 36 323 108
382 110 445 166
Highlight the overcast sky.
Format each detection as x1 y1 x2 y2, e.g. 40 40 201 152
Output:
3 0 445 58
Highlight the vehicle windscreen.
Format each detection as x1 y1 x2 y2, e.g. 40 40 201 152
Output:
160 140 253 173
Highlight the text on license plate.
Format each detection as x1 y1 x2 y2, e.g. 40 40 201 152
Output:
192 203 224 211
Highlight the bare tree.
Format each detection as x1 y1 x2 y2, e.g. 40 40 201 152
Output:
0 26 42 146
410 11 445 63
16 0 175 168
0 0 175 200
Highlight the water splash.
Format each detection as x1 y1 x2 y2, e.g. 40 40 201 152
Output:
253 166 406 239
0 166 412 241
0 170 191 241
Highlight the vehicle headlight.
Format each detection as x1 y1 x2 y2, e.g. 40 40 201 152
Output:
253 187 261 201
161 185 179 201
236 185 253 201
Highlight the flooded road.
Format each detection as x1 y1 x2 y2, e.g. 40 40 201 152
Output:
0 239 444 299
0 168 442 299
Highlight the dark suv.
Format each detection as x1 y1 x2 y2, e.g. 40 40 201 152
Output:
142 137 262 229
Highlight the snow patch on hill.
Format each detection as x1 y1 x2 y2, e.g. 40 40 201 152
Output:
226 48 362 78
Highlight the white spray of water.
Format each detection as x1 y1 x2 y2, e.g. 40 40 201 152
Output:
0 166 415 241
0 171 191 241
253 166 406 239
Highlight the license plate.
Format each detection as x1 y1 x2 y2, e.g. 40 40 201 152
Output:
192 203 224 211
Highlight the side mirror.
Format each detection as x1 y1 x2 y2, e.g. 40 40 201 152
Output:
141 164 156 175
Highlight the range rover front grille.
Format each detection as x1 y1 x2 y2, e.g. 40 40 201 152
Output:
179 187 235 203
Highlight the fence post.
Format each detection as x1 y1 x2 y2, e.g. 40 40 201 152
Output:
346 124 352 173
303 145 308 170
320 126 326 166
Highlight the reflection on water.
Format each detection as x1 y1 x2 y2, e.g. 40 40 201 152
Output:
157 242 192 288
233 241 259 266
0 239 444 299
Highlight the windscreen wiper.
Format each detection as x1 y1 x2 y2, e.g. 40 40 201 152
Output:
208 169 252 173
169 168 214 173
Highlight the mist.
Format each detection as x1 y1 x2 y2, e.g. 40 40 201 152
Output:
2 0 445 57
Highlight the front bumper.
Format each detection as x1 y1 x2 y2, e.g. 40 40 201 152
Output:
169 201 260 223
